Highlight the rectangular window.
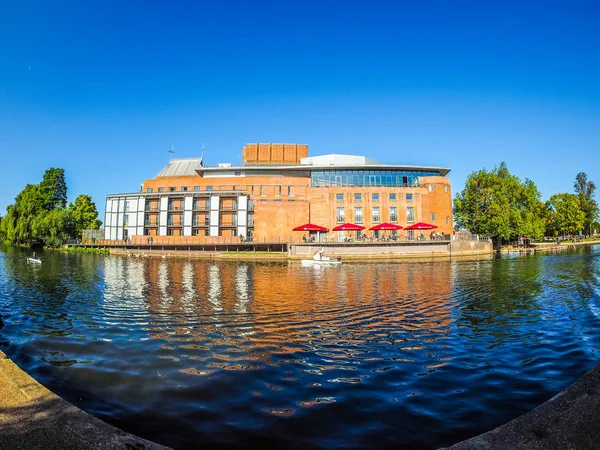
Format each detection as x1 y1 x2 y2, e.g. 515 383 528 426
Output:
207 186 213 191
407 207 415 223
167 229 175 236
124 214 129 226
355 207 363 223
182 186 188 192
169 187 176 192
235 171 241 176
336 193 344 201
248 200 254 210
446 216 450 225
372 207 381 223
429 184 434 192
431 213 436 222
206 199 211 210
390 206 398 222
389 193 396 200
205 214 210 226
444 185 448 193
147 188 153 193
248 215 254 226
193 199 200 210
194 186 200 191
336 207 345 223
288 186 291 196
158 187 164 193
124 201 130 212
167 214 174 226
354 193 362 201
278 186 282 196
372 193 380 201
259 186 263 196
406 193 413 201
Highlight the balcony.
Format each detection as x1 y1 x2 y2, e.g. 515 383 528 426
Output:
144 221 158 227
145 206 159 212
168 205 183 212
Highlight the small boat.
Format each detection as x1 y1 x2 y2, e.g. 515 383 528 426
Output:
26 257 42 264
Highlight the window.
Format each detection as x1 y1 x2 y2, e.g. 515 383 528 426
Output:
355 207 363 223
207 186 213 191
429 184 434 192
167 229 175 236
277 186 282 196
406 193 413 201
407 207 415 223
124 214 129 226
232 199 238 210
389 193 396 200
248 215 254 226
147 188 153 193
372 207 381 223
124 201 130 212
194 186 200 191
446 216 450 225
193 199 200 210
288 186 291 196
274 199 282 202
354 193 362 201
248 200 254 211
372 193 380 201
206 199 211 210
336 193 344 201
336 207 345 223
204 214 210 226
390 206 398 222
158 187 164 193
182 186 188 192
167 214 174 226
235 171 241 176
169 187 176 192
444 185 448 193
431 213 436 222
259 186 263 196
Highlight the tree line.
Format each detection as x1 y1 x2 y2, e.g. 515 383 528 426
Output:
0 168 102 247
454 163 599 246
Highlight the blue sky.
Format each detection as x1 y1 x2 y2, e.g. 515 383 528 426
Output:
1 1 599 220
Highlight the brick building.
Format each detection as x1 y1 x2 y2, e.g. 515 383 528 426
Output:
104 143 452 242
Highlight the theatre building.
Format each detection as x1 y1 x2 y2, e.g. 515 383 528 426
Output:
104 143 453 242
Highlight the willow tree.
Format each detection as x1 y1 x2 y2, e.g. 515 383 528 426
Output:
454 162 545 246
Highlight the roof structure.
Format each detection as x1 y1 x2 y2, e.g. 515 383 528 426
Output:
155 158 204 178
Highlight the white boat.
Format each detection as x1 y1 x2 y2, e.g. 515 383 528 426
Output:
301 259 342 266
26 257 41 264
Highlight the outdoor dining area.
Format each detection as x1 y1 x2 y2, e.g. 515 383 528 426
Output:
292 222 448 243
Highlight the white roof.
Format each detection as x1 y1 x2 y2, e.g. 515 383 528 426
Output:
156 158 203 177
301 154 381 166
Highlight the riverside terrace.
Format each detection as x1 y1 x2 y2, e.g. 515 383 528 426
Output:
66 235 493 259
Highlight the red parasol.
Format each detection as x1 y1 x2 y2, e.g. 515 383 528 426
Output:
405 222 438 230
369 222 404 231
292 223 328 232
332 223 366 231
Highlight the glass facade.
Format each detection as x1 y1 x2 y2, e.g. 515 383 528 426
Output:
311 169 439 188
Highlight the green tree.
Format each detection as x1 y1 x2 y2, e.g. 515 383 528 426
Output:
574 172 598 236
68 194 102 237
32 208 73 247
454 162 545 246
40 168 67 209
546 193 586 237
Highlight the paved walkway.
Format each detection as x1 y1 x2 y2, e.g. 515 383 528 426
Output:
0 351 169 450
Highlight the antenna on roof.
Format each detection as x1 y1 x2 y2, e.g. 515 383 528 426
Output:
169 145 175 160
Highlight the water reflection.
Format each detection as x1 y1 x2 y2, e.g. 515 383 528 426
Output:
0 246 599 449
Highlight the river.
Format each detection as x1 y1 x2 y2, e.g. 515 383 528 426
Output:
0 245 599 449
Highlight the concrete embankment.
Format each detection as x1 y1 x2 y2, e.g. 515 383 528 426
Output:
441 362 600 450
109 240 493 261
0 350 170 450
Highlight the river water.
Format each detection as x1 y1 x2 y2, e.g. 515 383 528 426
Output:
0 245 599 449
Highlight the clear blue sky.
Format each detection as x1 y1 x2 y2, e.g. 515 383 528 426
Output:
1 1 599 220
